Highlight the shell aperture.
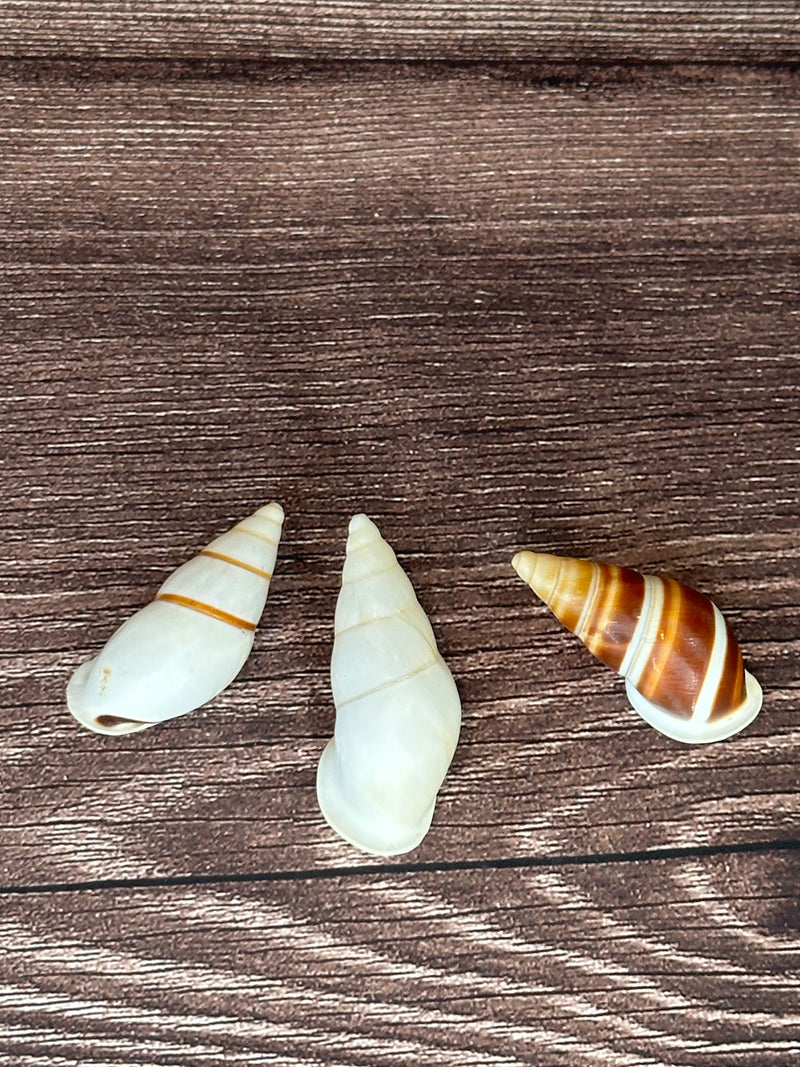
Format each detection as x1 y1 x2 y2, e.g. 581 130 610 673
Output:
512 550 762 743
317 514 462 855
67 502 284 735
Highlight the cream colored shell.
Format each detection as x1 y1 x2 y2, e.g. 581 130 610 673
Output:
317 514 461 856
67 502 284 735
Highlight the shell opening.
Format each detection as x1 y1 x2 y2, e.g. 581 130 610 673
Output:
316 738 437 856
95 714 147 730
624 670 763 744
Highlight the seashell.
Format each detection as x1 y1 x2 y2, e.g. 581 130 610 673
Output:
316 514 461 856
67 502 284 736
512 551 762 743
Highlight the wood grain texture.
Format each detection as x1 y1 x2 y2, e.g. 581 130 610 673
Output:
1 852 798 1066
1 2 799 62
1 7 799 1062
1 63 798 887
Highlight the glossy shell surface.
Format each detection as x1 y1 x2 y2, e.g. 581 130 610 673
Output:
67 502 284 735
317 514 461 856
512 551 762 743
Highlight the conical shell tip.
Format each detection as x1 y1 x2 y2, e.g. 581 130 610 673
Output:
512 550 564 604
347 513 379 551
511 551 532 581
257 501 284 523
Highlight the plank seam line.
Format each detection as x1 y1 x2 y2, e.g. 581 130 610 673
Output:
2 838 797 896
0 56 799 77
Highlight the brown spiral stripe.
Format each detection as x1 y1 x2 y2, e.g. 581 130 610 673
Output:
708 618 748 723
518 553 749 720
155 591 257 632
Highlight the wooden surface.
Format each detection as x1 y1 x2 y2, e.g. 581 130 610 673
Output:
1 2 799 61
1 4 799 1064
2 852 799 1066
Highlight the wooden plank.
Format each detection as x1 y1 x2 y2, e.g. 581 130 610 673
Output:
1 64 798 885
1 851 798 1065
1 2 799 62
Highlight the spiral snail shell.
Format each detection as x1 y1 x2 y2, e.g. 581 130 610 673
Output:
316 514 462 856
67 502 284 736
512 551 762 743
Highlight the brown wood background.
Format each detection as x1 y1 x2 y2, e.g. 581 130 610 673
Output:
1 3 799 1064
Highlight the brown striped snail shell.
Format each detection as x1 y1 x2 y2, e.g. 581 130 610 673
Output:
67 502 284 736
512 551 762 743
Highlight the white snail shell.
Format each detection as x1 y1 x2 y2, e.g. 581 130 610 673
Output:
67 502 284 736
316 514 462 856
